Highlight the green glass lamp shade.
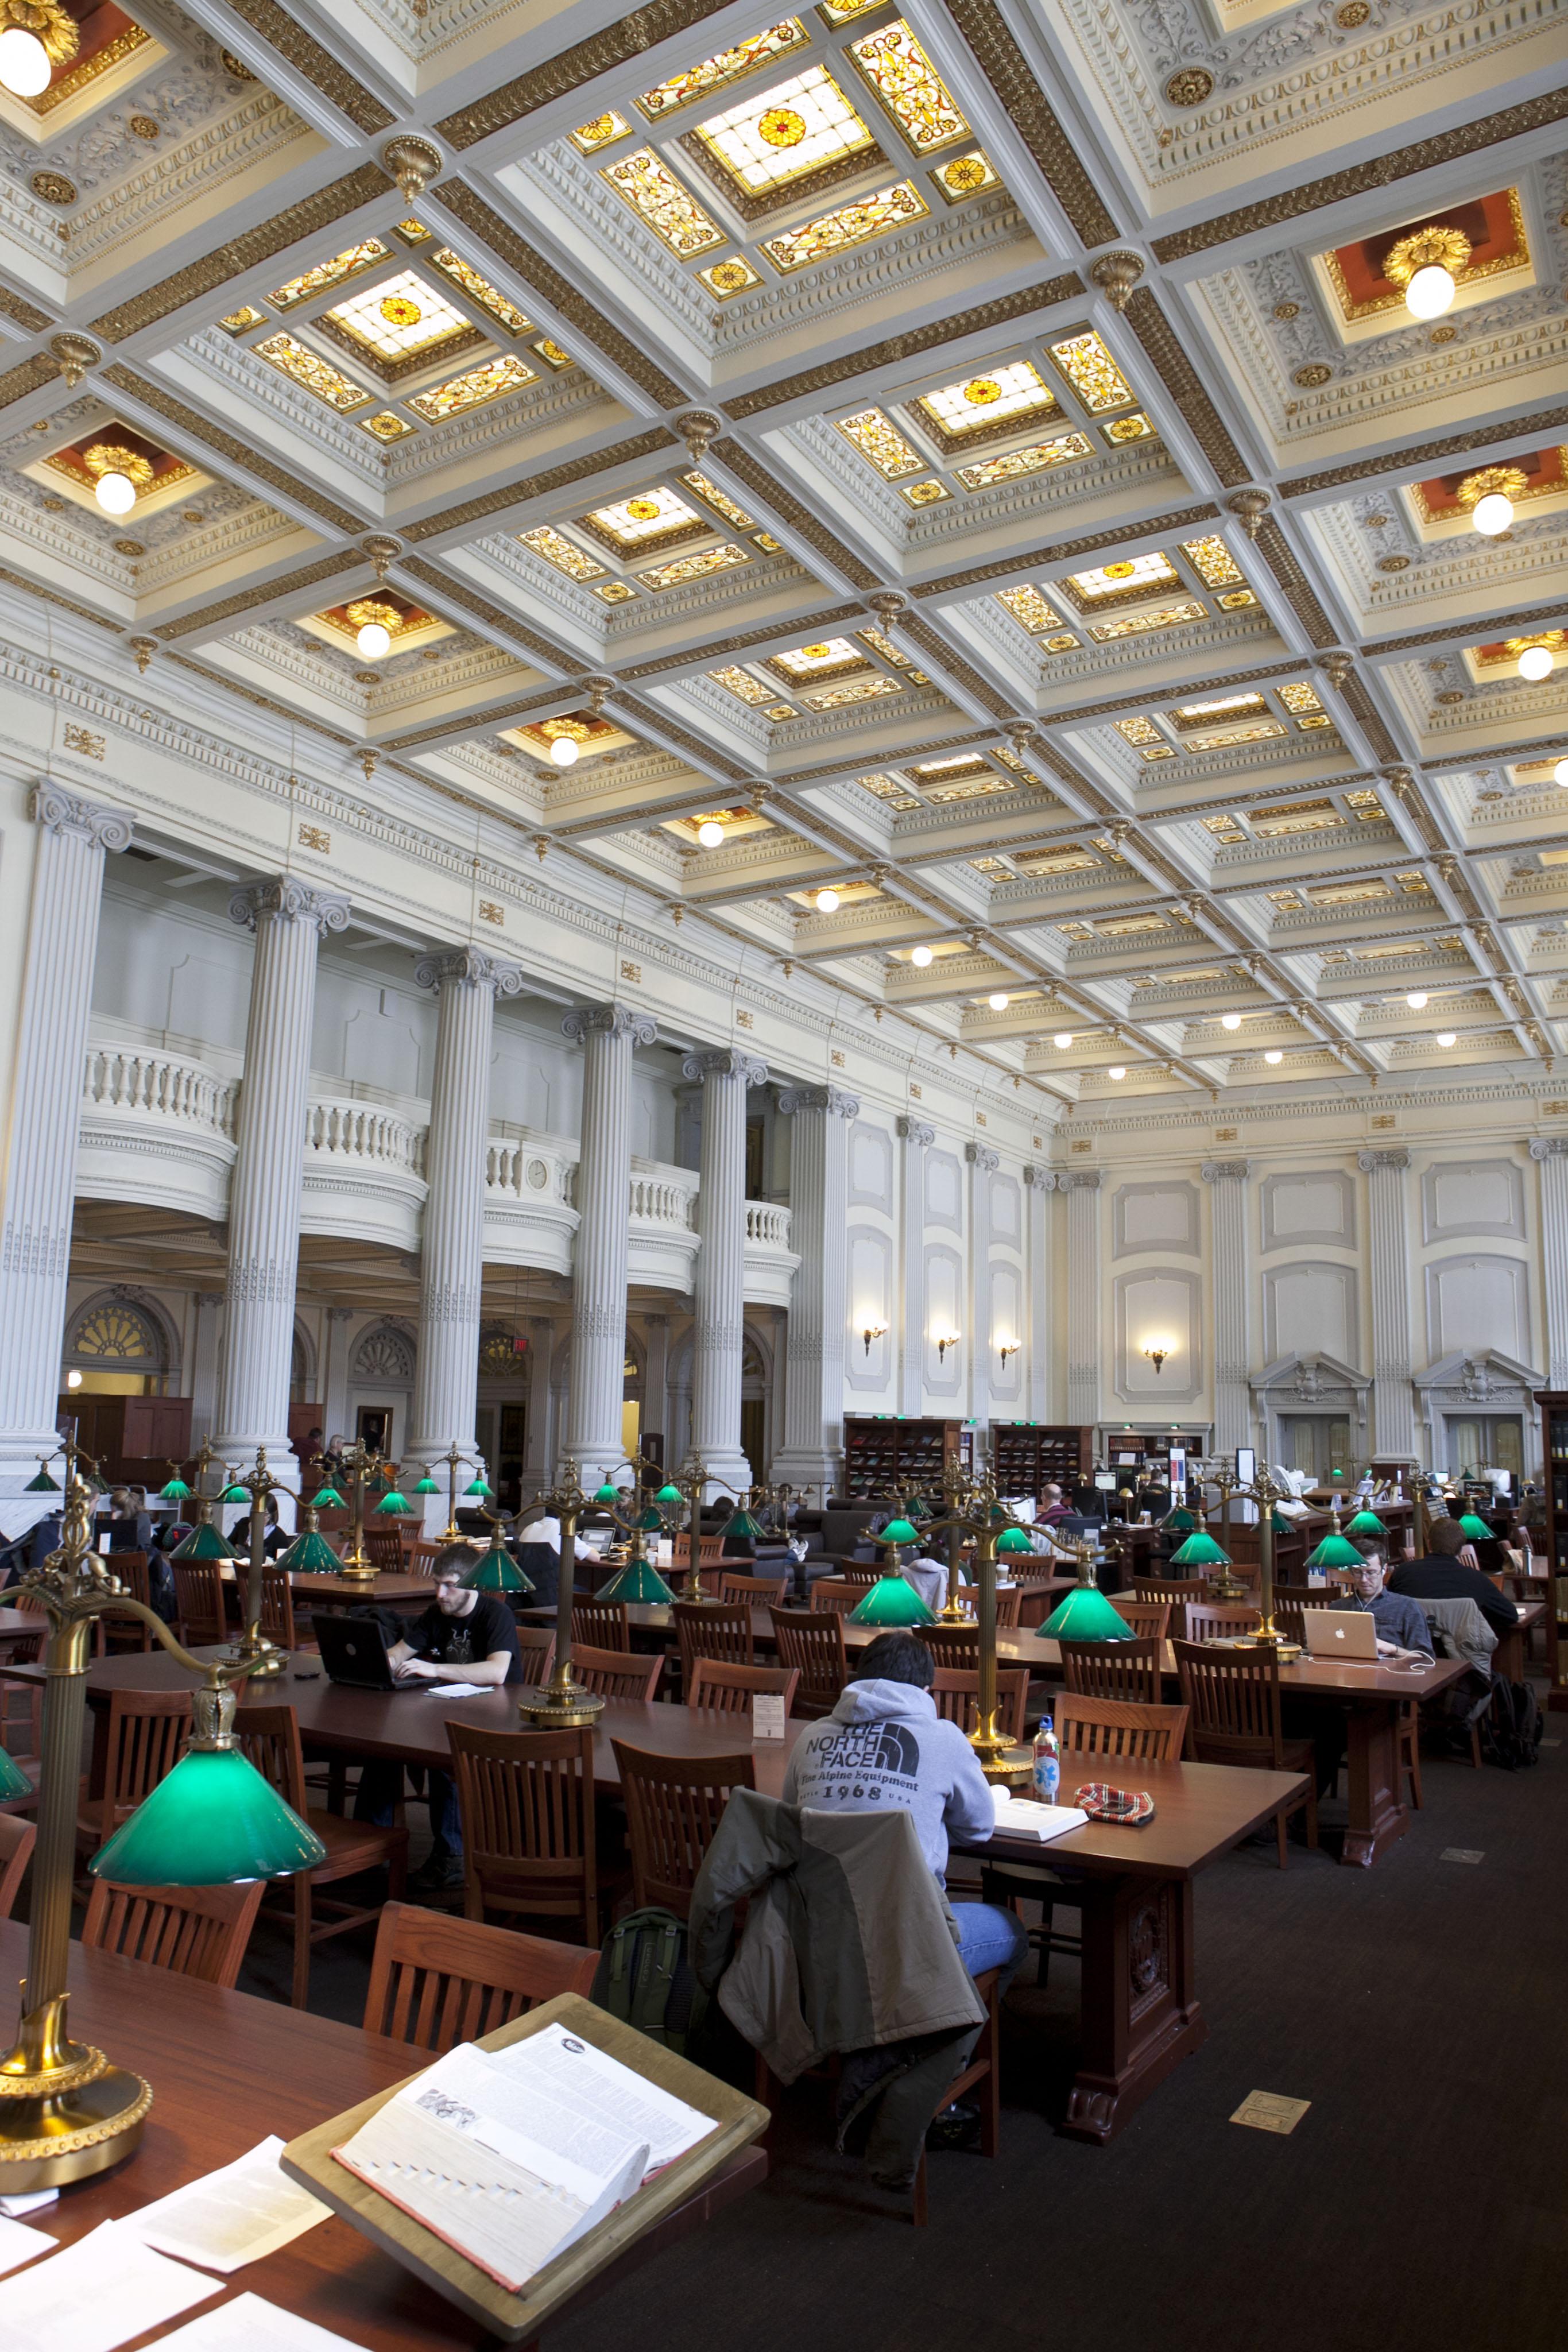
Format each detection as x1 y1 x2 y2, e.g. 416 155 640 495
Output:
1164 1508 1196 1534
375 1489 411 1515
461 1544 532 1594
599 1554 675 1604
218 1481 250 1506
23 1467 59 1492
723 1508 764 1539
908 1495 931 1522
593 1480 621 1504
0 1744 33 1801
1458 1513 1492 1541
1042 1584 1134 1641
90 1748 326 1886
1344 1509 1384 1537
850 1573 935 1627
277 1527 343 1575
464 1477 496 1499
995 1526 1033 1556
413 1474 440 1495
878 1517 920 1547
309 1486 346 1511
655 1483 683 1505
171 1518 236 1562
1306 1533 1363 1569
636 1506 665 1532
158 1476 192 1501
1170 1531 1228 1568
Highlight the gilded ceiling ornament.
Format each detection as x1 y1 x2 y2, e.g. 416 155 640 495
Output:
675 410 722 463
2 0 77 68
1429 324 1456 343
963 378 1001 404
758 106 806 147
127 636 156 674
48 331 99 386
1383 223 1472 290
1163 67 1213 107
704 262 753 293
1334 1 1370 21
1377 555 1410 571
1457 464 1527 508
1292 363 1332 388
1226 488 1271 539
943 156 988 191
30 169 75 205
379 295 421 326
361 534 401 579
346 597 402 632
625 497 661 521
1088 250 1144 311
220 49 256 80
84 443 154 490
381 136 443 201
1273 300 1299 319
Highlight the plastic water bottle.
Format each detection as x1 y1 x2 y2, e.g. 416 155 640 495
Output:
1033 1715 1060 1805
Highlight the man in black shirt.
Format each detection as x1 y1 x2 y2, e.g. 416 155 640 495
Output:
353 1547 522 1890
1388 1517 1519 1640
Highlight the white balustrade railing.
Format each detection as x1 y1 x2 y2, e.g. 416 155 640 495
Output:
630 1165 699 1230
305 1098 425 1177
82 1044 236 1136
745 1198 792 1249
486 1138 571 1202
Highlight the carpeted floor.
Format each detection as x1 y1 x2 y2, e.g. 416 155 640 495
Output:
224 1690 1565 2352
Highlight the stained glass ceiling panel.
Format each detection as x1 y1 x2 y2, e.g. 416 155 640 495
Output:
690 65 878 198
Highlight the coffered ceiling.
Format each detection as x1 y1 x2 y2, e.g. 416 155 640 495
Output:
0 0 1563 1108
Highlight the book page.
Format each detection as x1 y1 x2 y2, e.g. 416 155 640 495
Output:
409 2040 649 2188
123 2136 332 2273
0 2221 219 2352
156 2295 374 2352
491 2021 717 2177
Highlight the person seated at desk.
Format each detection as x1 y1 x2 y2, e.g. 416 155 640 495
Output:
1341 1542 1435 1660
105 1485 153 1554
233 1495 289 1560
1388 1517 1519 1639
781 1631 1028 1990
1036 1483 1071 1525
512 1506 598 1610
351 1545 523 1892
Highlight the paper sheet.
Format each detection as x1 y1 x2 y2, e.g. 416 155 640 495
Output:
123 2136 332 2273
0 2220 219 2352
0 2213 55 2277
0 2192 57 2219
426 1681 485 1697
154 2292 374 2352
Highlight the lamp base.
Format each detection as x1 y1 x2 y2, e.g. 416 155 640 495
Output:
336 1557 377 1584
980 1745 1033 1788
0 1995 151 2191
219 1635 288 1679
516 1680 606 1728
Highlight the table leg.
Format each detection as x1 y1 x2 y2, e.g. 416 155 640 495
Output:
1340 1697 1407 1867
1494 1628 1521 1683
1060 1872 1205 2143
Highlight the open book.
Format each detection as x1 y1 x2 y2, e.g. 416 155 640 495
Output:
989 1790 1089 1842
332 2021 717 2294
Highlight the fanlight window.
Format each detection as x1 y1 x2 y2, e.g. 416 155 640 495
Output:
353 1325 416 1383
478 1328 526 1376
68 1299 162 1366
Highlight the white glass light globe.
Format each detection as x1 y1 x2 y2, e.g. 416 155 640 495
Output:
1471 492 1513 537
1519 645 1555 682
0 25 52 96
696 819 725 847
1264 1049 1283 1065
1555 757 1568 787
910 944 934 967
549 736 579 767
1221 1012 1241 1031
814 886 839 912
1406 992 1428 1010
1052 1031 1073 1049
355 621 391 659
94 471 136 516
1404 262 1457 320
1436 1031 1456 1048
1107 1064 1126 1081
988 992 1008 1011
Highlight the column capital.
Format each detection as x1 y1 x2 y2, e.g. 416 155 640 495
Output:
1065 1169 1102 1190
1023 1165 1057 1191
415 946 523 996
682 1047 768 1087
896 1115 935 1146
30 781 132 852
1357 1148 1410 1173
965 1140 1000 1172
562 1003 657 1047
326 1304 354 1323
1530 1139 1568 1160
1201 1158 1251 1182
229 878 350 935
778 1085 860 1119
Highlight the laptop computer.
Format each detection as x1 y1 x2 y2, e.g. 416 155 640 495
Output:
313 1612 420 1692
1302 1608 1379 1662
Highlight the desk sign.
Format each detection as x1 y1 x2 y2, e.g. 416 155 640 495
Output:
1230 2090 1310 2136
752 1696 787 1742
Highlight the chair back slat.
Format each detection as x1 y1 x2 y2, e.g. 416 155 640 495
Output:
231 1700 309 1811
0 1813 36 1917
102 1553 154 1651
1171 1638 1284 1766
514 1626 555 1685
1112 1599 1171 1642
366 1528 404 1573
1058 1635 1163 1707
768 1608 846 1716
573 1600 630 1653
931 1666 1029 1743
1052 1693 1188 1763
687 1658 800 1717
993 1586 1022 1630
82 1878 263 1989
260 1565 297 1648
717 1572 788 1606
916 1624 981 1671
672 1600 753 1682
1184 1602 1261 1646
92 1690 193 1847
571 1644 663 1703
363 1901 596 2052
611 1740 754 1917
806 1579 861 1615
172 1561 227 1649
447 1722 597 1938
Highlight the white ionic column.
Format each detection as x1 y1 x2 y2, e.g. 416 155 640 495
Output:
1531 1140 1568 1388
320 1306 353 1455
1064 1172 1102 1434
684 1048 768 1494
0 784 131 1506
563 1005 657 1486
1202 1159 1252 1455
774 1085 858 1493
1358 1148 1416 1459
521 1319 555 1492
1023 1166 1056 1423
210 880 350 1487
641 1315 670 1464
896 1116 934 1415
965 1142 999 1432
407 950 522 1498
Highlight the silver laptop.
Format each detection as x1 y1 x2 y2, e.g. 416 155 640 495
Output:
1303 1608 1379 1661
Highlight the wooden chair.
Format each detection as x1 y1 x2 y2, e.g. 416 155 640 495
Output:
931 1666 1030 1744
571 1643 663 1703
573 1599 630 1653
1396 1700 1424 1809
613 1740 754 1919
912 1968 1000 2228
1058 1635 1163 1707
687 1658 799 1717
447 1723 598 1944
1112 1599 1170 1642
76 1688 192 1860
1171 1638 1318 1867
366 1527 405 1574
172 1560 227 1649
102 1553 154 1652
808 1579 863 1615
717 1572 788 1606
917 1624 981 1671
260 1564 297 1651
1274 1581 1338 1610
1135 1575 1208 1604
672 1600 753 1684
82 1878 264 1989
696 1535 728 1565
769 1607 846 1719
994 1585 1022 1630
1184 1601 1261 1646
0 1673 41 1809
363 1902 597 2053
1053 1693 1189 1764
835 1565 879 1589
0 1812 35 1917
515 1626 555 1686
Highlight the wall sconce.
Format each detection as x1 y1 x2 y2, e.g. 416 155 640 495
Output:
1142 1340 1172 1375
861 1321 889 1356
998 1340 1020 1370
935 1330 961 1363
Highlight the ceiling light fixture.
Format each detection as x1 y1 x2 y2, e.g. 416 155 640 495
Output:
1459 465 1527 539
355 621 392 659
1436 1031 1457 1048
815 887 840 912
1472 493 1515 536
1053 1031 1073 1049
1385 224 1471 321
1221 1012 1242 1031
83 443 153 516
1264 1049 1283 1065
1406 991 1428 1009
549 736 579 767
1556 758 1568 787
0 0 75 98
910 944 934 967
1107 1064 1126 1081
988 992 1009 1011
696 819 725 847
1519 645 1556 682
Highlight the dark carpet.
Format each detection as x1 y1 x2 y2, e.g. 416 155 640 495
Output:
230 1704 1566 2352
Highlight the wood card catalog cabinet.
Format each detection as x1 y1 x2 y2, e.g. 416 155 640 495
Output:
57 1394 193 1482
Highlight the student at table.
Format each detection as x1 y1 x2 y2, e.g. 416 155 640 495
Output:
513 1507 598 1610
233 1494 289 1560
1341 1542 1435 1659
1037 1482 1071 1525
1388 1517 1519 1639
781 1630 1028 1989
351 1545 523 1892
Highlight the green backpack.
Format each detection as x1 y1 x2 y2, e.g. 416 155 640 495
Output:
590 1908 709 2057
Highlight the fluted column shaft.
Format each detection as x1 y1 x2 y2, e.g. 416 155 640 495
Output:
966 1142 999 1430
408 950 521 1476
775 1086 858 1491
1065 1173 1102 1434
1358 1148 1416 1458
211 880 349 1480
563 1005 657 1486
897 1117 934 1415
0 786 131 1484
685 1048 768 1493
1024 1167 1056 1423
1531 1141 1568 1389
1203 1159 1252 1455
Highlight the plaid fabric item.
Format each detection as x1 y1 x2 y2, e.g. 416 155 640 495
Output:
1073 1782 1155 1824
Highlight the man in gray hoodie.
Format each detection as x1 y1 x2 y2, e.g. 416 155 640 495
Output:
781 1631 1028 1986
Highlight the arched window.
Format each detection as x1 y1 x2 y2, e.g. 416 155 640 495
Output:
351 1324 416 1384
478 1326 527 1379
65 1294 169 1394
